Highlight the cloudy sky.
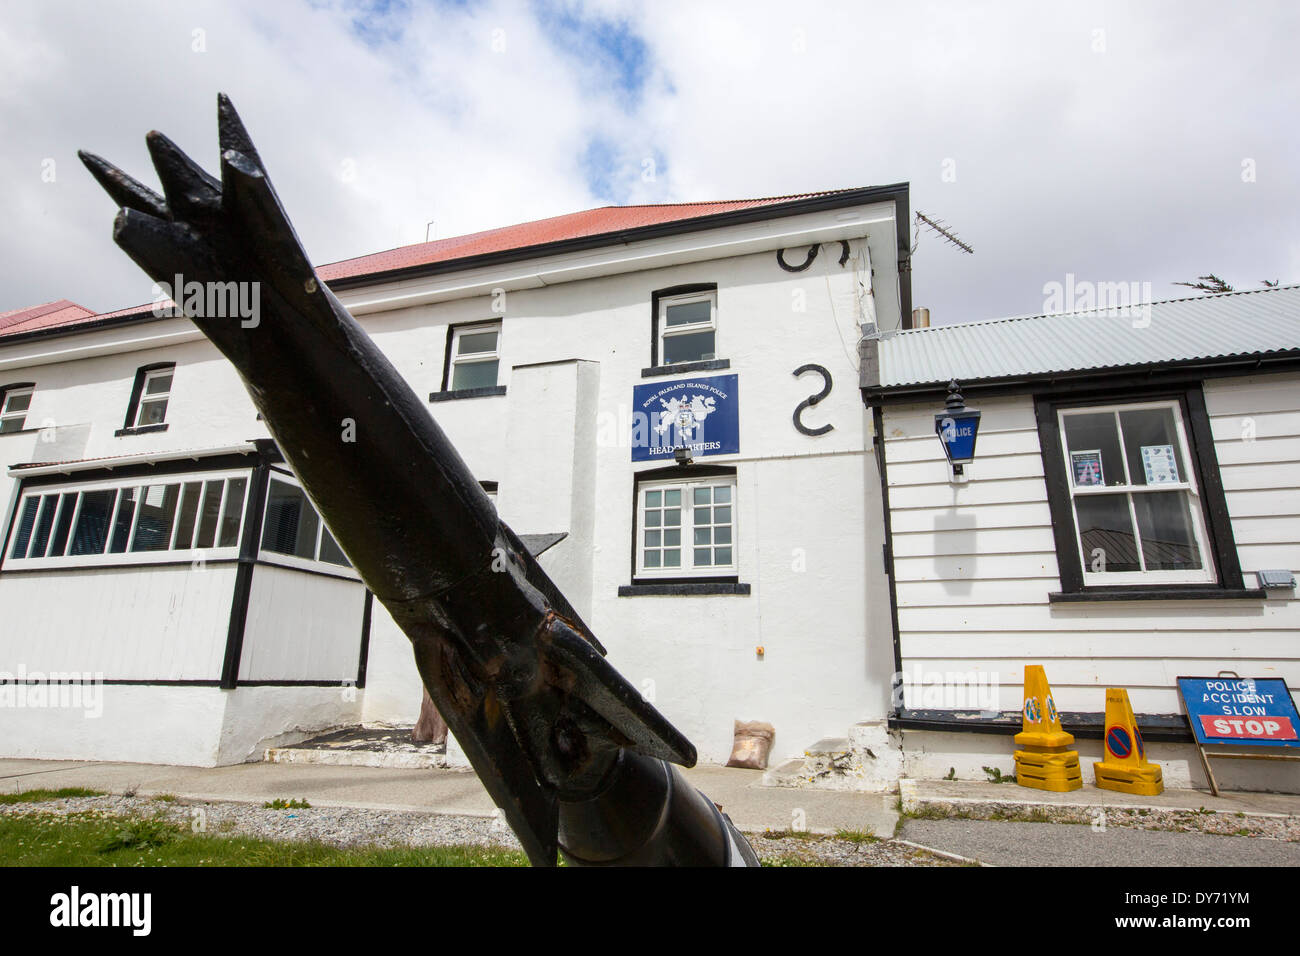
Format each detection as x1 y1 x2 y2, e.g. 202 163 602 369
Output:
3 0 1296 324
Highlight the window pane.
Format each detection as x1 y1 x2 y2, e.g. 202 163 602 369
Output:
663 508 680 527
644 530 661 547
172 482 203 550
1063 412 1126 486
70 489 116 556
645 509 661 528
3 389 32 413
262 480 319 559
0 417 23 434
219 478 247 548
645 490 661 508
694 547 712 566
664 300 711 327
663 489 680 506
10 498 39 558
319 525 351 567
1120 407 1187 486
663 549 681 567
714 505 731 524
132 484 180 552
693 487 711 505
144 372 172 395
694 527 711 545
1074 493 1141 572
456 331 498 355
662 330 715 365
644 550 661 569
694 507 710 525
715 526 731 545
663 528 680 547
1132 491 1201 570
30 495 58 558
138 397 168 426
48 493 78 557
714 547 732 565
450 359 499 390
713 486 730 504
110 488 138 553
195 480 224 549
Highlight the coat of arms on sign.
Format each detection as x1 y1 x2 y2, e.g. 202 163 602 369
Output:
656 394 716 439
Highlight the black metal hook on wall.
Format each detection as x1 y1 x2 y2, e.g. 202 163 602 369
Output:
776 240 851 273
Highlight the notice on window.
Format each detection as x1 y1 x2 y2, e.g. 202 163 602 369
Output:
1141 444 1179 484
1071 449 1104 486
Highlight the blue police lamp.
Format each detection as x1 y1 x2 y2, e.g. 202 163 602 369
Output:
935 381 981 477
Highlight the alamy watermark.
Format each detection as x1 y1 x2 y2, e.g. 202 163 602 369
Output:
1042 273 1152 328
152 274 260 328
892 667 1000 713
0 667 103 718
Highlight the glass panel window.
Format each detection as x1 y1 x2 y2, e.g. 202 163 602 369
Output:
0 386 33 433
259 476 352 570
5 470 250 567
637 477 735 577
658 291 716 365
1058 400 1212 584
450 324 501 391
133 368 173 427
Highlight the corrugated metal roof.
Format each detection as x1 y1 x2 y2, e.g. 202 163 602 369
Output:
876 284 1300 390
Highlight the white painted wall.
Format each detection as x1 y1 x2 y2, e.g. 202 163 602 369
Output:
239 563 367 682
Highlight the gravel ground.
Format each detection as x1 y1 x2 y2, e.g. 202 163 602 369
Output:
1 794 957 866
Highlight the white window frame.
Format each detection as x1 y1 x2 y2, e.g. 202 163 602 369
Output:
258 472 360 580
134 368 174 428
449 323 502 391
0 386 34 433
1057 399 1215 586
3 468 250 571
635 474 737 579
658 290 718 366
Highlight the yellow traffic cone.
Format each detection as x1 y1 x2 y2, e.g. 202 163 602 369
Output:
1013 665 1082 792
1093 688 1164 795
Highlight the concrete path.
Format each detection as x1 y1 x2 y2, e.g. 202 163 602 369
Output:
900 818 1300 867
0 758 900 838
903 778 1300 817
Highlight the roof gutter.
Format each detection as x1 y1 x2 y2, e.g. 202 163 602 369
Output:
9 442 257 477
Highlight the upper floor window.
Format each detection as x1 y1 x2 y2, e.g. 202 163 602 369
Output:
122 363 176 432
5 470 249 568
636 474 736 578
449 324 501 391
0 385 34 434
658 290 717 366
261 476 352 570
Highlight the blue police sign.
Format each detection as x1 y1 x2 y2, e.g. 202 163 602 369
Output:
934 382 981 469
1177 676 1300 748
631 373 739 462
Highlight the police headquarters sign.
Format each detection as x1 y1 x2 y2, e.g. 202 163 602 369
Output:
631 374 739 462
1177 676 1300 747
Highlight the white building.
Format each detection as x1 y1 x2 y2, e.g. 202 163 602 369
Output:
0 186 911 770
862 286 1300 792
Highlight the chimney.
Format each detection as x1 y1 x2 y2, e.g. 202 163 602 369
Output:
911 307 931 328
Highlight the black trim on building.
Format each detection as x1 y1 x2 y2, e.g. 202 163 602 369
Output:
221 456 272 689
114 423 169 437
873 405 904 711
649 283 717 369
618 581 751 596
357 590 373 688
1034 383 1249 598
891 709 1196 743
428 385 507 402
1048 587 1266 603
641 358 730 378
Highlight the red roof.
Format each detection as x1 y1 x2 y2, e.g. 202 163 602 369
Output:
1 189 866 342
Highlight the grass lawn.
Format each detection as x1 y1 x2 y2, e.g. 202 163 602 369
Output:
0 808 529 867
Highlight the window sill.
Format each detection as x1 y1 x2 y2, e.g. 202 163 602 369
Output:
618 581 751 596
429 385 507 402
115 423 169 437
641 359 730 378
1049 587 1267 603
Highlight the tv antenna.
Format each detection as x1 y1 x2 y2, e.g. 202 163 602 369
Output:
913 210 973 255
